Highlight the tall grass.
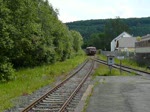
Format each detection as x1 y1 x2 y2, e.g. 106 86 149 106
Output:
94 64 136 77
0 55 87 111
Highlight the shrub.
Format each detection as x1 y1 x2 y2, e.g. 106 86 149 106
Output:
0 61 14 81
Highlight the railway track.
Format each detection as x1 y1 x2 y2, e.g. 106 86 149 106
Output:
21 59 94 112
95 59 150 76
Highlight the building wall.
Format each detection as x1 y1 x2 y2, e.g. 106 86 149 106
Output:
135 35 150 53
135 47 150 53
111 40 116 51
135 35 150 65
111 32 133 51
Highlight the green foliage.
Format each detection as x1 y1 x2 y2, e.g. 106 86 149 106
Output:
136 36 141 41
104 17 129 38
84 17 129 50
0 55 86 111
86 32 107 49
94 64 135 76
70 30 83 52
0 0 83 81
0 62 14 81
0 57 14 81
67 17 150 38
66 17 150 49
103 17 129 50
66 19 105 40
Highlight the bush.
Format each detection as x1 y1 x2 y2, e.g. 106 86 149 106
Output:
0 62 14 81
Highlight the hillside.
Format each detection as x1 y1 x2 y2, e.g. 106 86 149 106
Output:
66 17 150 39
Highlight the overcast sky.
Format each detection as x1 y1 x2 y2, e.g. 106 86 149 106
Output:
48 0 150 23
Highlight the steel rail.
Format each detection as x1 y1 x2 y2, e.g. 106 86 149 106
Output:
94 59 131 73
95 59 150 76
58 60 94 112
21 59 89 112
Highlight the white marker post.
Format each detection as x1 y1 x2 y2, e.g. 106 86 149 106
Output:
107 55 115 75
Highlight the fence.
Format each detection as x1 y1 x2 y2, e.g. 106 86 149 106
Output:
100 50 135 59
100 50 150 66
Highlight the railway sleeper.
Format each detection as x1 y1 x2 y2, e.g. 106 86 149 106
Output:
32 107 59 111
35 104 61 108
50 96 68 100
51 93 69 96
48 94 67 97
47 96 65 99
48 96 67 99
55 92 72 95
39 102 62 106
45 97 65 101
42 100 64 103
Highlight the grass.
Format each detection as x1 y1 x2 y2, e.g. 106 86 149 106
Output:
98 54 150 72
93 64 136 77
0 55 87 111
99 54 107 61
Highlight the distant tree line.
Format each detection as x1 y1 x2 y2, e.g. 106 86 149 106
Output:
0 0 83 81
66 17 150 49
85 17 129 50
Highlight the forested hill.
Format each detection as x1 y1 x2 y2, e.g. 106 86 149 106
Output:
66 17 150 39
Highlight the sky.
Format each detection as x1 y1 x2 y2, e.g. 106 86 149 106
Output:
48 0 150 23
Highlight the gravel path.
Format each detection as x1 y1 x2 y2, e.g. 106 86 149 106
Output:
86 76 150 112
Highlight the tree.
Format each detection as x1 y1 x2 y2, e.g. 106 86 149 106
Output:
136 36 141 41
85 17 129 50
86 33 107 50
0 1 15 81
0 0 84 81
104 17 130 50
70 30 83 52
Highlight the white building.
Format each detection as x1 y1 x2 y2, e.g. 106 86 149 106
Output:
111 32 136 51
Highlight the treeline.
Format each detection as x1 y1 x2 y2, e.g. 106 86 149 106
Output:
85 17 129 50
66 19 106 40
0 0 83 81
66 17 150 47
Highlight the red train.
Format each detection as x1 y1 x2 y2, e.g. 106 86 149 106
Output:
86 47 96 55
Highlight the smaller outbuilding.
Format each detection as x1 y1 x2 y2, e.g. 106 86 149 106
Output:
111 31 136 52
135 34 150 65
117 37 136 52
